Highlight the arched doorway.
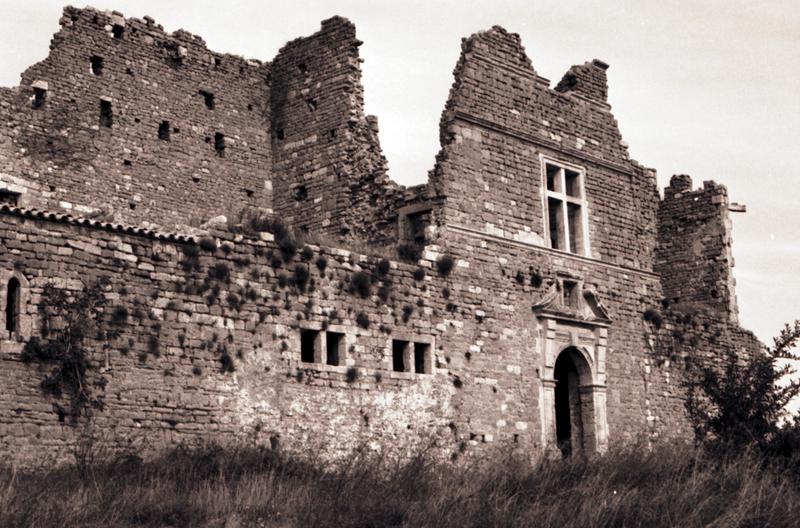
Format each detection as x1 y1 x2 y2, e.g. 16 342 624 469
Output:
553 347 592 457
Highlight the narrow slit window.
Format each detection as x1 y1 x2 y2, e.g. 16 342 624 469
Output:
326 331 343 366
214 132 225 157
300 329 319 363
6 277 20 334
543 161 588 255
90 55 104 76
392 340 408 372
158 121 170 140
99 100 113 128
199 90 215 110
548 197 564 251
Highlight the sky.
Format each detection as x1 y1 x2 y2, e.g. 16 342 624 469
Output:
1 1 798 409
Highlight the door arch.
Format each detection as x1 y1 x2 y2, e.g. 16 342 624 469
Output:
553 346 594 457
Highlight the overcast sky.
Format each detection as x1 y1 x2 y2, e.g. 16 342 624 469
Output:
1 1 798 403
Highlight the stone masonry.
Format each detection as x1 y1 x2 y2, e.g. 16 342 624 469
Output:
0 7 761 466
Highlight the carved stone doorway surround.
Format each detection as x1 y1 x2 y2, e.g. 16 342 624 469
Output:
533 276 610 455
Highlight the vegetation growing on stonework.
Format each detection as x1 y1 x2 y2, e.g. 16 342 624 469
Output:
20 278 113 424
349 271 372 299
397 241 423 263
685 320 800 470
436 254 454 277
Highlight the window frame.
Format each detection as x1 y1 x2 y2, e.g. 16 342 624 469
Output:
540 157 590 256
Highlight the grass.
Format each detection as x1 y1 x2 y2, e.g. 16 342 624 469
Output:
1 442 798 527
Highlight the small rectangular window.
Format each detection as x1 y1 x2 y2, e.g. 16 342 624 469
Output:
326 331 343 366
32 87 46 109
199 90 215 110
158 121 170 140
301 329 319 363
112 24 125 39
414 342 430 374
392 339 408 372
546 164 561 192
562 280 578 308
0 190 20 206
214 133 225 157
90 55 104 76
99 100 113 128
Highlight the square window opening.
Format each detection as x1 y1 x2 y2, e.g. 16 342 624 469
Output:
112 24 125 39
326 331 343 366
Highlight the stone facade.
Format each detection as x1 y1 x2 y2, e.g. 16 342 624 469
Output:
0 7 761 466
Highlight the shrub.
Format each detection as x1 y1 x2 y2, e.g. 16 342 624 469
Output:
376 258 391 276
110 305 129 326
346 367 359 383
436 255 454 277
293 264 310 289
413 268 426 281
315 255 328 272
686 320 800 457
356 312 370 329
377 286 390 303
208 263 230 282
515 271 525 284
530 271 543 288
402 304 414 323
643 307 663 329
397 242 423 262
442 287 450 299
350 271 372 299
198 237 217 252
301 246 314 262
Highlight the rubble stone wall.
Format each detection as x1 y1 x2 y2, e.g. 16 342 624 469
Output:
0 7 273 228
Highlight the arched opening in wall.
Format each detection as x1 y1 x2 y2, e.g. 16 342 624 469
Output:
553 347 592 457
5 277 20 334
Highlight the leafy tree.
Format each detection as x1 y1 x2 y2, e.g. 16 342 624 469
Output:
685 320 800 455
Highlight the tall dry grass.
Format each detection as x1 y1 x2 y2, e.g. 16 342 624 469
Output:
1 442 798 527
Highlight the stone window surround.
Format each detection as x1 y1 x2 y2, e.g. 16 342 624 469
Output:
386 332 435 379
540 155 590 257
0 270 31 342
294 322 357 373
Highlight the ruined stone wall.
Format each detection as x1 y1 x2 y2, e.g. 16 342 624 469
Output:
1 202 694 466
0 205 460 465
429 26 659 270
269 17 418 247
0 6 272 228
656 175 740 323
